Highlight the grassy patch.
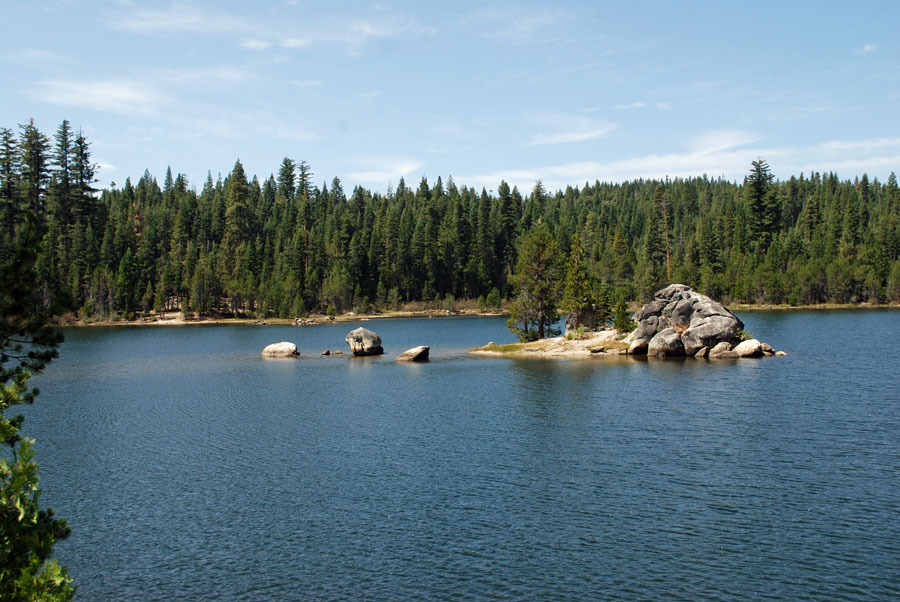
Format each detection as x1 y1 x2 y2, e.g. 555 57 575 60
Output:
471 342 525 353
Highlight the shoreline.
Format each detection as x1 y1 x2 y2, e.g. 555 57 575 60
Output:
52 301 900 328
54 308 509 327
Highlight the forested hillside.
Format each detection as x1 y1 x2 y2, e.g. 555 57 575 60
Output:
3 120 900 321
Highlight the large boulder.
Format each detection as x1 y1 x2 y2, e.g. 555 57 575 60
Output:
647 328 685 357
261 342 299 358
628 284 744 357
345 327 384 356
396 345 430 362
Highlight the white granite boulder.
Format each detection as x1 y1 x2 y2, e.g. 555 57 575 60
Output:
345 327 384 356
261 342 299 358
396 346 430 362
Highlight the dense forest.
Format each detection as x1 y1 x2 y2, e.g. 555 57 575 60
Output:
2 119 900 321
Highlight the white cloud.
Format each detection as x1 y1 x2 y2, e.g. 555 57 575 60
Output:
464 134 900 193
30 79 168 115
157 66 255 85
280 37 310 48
340 15 437 53
688 129 762 155
817 137 900 151
860 43 878 54
655 101 671 110
466 7 564 45
108 6 249 35
613 102 645 110
289 79 322 87
240 38 272 50
4 48 68 65
350 157 424 186
525 112 619 146
358 90 380 99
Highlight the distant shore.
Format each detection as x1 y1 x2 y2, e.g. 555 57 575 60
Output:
53 301 900 327
55 308 508 327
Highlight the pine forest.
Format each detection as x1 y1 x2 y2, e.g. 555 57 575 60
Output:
3 119 900 322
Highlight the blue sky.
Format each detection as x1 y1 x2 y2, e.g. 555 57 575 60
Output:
3 1 899 193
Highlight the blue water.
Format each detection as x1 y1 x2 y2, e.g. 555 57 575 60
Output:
21 312 900 600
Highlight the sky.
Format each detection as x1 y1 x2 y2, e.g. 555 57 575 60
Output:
3 1 899 194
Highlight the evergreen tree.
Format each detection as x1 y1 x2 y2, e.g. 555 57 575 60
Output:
746 158 778 250
506 221 564 341
1 211 73 600
560 234 597 330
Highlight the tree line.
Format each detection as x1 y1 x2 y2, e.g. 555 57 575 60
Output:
3 119 900 323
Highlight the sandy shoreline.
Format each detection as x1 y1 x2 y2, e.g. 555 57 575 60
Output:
56 308 508 327
53 300 899 328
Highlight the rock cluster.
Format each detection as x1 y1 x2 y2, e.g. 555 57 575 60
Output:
345 327 384 356
627 284 784 358
261 342 299 358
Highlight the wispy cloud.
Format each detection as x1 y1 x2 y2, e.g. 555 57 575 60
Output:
30 79 168 115
289 79 322 87
157 65 255 85
465 7 565 45
350 157 424 186
465 134 900 192
340 15 436 53
525 112 619 146
818 137 900 151
240 38 272 50
4 48 68 65
688 129 762 154
108 6 250 35
358 90 380 100
613 102 645 110
656 101 671 110
859 43 879 54
280 37 310 48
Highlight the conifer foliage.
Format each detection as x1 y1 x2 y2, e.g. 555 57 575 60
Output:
4 119 900 325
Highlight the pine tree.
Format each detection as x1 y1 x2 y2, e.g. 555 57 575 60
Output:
560 233 597 331
506 221 564 341
1 212 74 600
747 158 778 251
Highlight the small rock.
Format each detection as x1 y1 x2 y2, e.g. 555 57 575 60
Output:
590 346 605 354
396 345 430 362
775 351 788 357
733 338 764 358
761 342 775 354
694 346 709 358
322 350 331 356
261 342 299 358
708 341 736 358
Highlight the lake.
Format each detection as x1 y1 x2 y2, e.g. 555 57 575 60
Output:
22 311 900 600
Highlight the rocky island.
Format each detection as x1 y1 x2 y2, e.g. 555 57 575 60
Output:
472 284 785 359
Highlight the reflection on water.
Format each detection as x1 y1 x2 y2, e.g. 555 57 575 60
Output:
21 312 900 600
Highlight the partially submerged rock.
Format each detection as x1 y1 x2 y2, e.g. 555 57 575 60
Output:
261 342 299 358
733 338 764 358
345 327 384 356
396 345 430 362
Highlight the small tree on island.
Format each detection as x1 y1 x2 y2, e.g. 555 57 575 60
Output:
613 291 637 333
506 221 565 341
560 234 598 332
